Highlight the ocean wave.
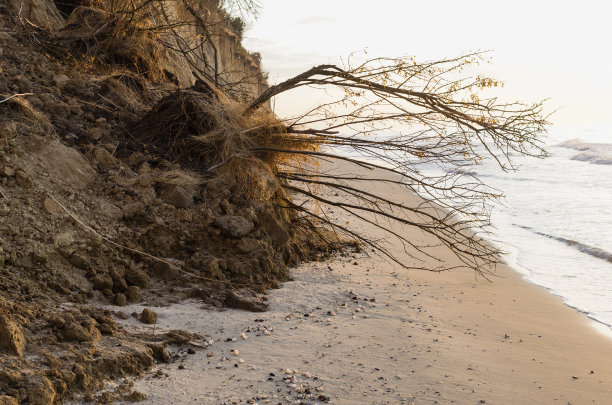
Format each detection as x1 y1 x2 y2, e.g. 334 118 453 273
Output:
557 139 612 165
514 224 612 263
570 151 612 165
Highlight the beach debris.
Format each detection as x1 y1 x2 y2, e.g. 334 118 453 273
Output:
226 289 269 312
241 332 248 340
139 309 158 324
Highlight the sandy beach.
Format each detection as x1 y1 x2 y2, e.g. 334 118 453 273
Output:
114 162 612 404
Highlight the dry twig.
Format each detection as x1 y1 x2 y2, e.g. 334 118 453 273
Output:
0 93 34 104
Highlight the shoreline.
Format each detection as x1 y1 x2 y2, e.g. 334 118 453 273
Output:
489 226 612 340
113 161 612 404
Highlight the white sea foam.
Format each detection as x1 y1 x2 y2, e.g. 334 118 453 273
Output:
557 139 612 165
476 131 612 335
338 127 612 336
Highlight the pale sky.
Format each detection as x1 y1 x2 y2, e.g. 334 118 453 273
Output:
243 0 611 125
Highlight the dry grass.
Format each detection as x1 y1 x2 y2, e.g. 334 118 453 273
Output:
57 3 168 81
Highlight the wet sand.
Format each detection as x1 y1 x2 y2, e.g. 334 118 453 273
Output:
118 162 612 404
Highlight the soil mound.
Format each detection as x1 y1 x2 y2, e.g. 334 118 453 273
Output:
0 3 335 403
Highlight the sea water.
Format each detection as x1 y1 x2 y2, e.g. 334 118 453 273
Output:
334 124 612 334
475 125 612 334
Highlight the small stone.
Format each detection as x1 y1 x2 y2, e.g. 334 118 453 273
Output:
15 170 33 188
152 261 179 281
42 196 63 215
127 152 146 167
87 127 104 141
112 276 128 293
26 376 56 405
92 147 118 171
122 202 145 220
226 289 268 312
232 349 239 356
69 253 91 270
125 285 142 302
214 215 254 238
53 232 74 248
0 121 17 139
123 391 147 402
140 308 157 324
236 238 261 253
52 74 70 88
160 185 194 208
0 315 26 356
126 267 150 289
113 293 127 306
61 322 93 342
0 166 15 177
91 274 113 291
0 395 18 405
240 332 248 340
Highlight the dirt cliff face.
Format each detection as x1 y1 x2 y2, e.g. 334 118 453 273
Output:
8 0 267 94
0 2 329 403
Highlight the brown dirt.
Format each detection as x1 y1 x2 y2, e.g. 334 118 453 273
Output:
0 3 336 403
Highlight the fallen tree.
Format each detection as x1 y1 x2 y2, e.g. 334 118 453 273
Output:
239 52 549 277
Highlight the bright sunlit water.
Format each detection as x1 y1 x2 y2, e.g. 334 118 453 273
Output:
477 125 612 333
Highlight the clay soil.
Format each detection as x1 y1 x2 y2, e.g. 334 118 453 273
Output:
0 5 332 404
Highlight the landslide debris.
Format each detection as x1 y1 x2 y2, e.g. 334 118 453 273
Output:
0 2 336 403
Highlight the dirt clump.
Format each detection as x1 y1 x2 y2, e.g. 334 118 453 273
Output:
139 309 157 325
0 315 26 357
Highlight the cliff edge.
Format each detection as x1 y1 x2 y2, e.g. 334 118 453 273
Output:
0 1 333 403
